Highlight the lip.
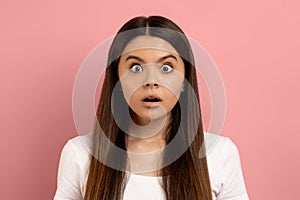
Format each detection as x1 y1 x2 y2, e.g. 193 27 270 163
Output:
141 94 162 108
141 94 162 101
143 101 161 108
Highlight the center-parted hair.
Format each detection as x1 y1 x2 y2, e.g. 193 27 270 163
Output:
84 16 213 200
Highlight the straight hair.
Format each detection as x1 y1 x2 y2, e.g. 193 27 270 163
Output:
84 16 213 200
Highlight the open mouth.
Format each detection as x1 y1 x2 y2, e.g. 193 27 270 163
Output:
142 95 162 108
142 97 162 102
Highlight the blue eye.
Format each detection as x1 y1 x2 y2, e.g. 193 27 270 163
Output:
161 64 173 73
130 64 143 72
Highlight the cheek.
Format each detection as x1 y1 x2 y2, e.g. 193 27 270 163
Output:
119 74 145 102
128 91 140 107
120 82 130 103
119 79 138 104
161 90 180 110
160 78 184 99
157 70 184 98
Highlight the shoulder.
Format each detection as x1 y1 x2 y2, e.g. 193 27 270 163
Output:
204 131 240 161
67 133 93 155
54 133 93 199
62 133 93 172
203 131 242 176
60 133 93 160
203 131 249 199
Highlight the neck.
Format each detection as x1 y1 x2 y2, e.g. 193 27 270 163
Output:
125 115 170 176
126 113 171 151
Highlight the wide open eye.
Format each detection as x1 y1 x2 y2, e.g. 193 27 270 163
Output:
161 64 173 73
130 64 143 73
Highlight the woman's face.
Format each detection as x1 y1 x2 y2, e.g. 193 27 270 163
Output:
118 36 185 126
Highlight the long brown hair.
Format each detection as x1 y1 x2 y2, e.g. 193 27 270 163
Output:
84 16 213 200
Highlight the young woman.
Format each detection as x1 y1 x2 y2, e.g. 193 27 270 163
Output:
54 16 249 200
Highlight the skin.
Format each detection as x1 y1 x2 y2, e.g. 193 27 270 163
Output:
118 36 185 176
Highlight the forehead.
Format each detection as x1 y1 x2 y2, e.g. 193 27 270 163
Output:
122 36 179 56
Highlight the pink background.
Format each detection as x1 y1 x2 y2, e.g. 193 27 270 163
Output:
1 0 299 199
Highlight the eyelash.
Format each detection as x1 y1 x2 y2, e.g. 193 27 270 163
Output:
129 62 174 69
130 62 141 68
163 62 173 68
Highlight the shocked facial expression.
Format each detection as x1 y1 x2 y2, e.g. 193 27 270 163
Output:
118 36 185 126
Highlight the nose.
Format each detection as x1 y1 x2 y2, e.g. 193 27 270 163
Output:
143 81 159 88
143 65 160 88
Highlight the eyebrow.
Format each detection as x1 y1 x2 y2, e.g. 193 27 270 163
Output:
125 54 178 63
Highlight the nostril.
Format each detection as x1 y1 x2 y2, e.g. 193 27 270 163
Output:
143 82 159 87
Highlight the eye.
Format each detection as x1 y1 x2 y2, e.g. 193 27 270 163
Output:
160 64 173 73
130 64 143 73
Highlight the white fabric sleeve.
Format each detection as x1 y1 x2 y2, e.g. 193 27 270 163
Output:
53 140 84 200
217 138 249 200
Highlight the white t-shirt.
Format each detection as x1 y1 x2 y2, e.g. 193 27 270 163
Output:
53 132 249 200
